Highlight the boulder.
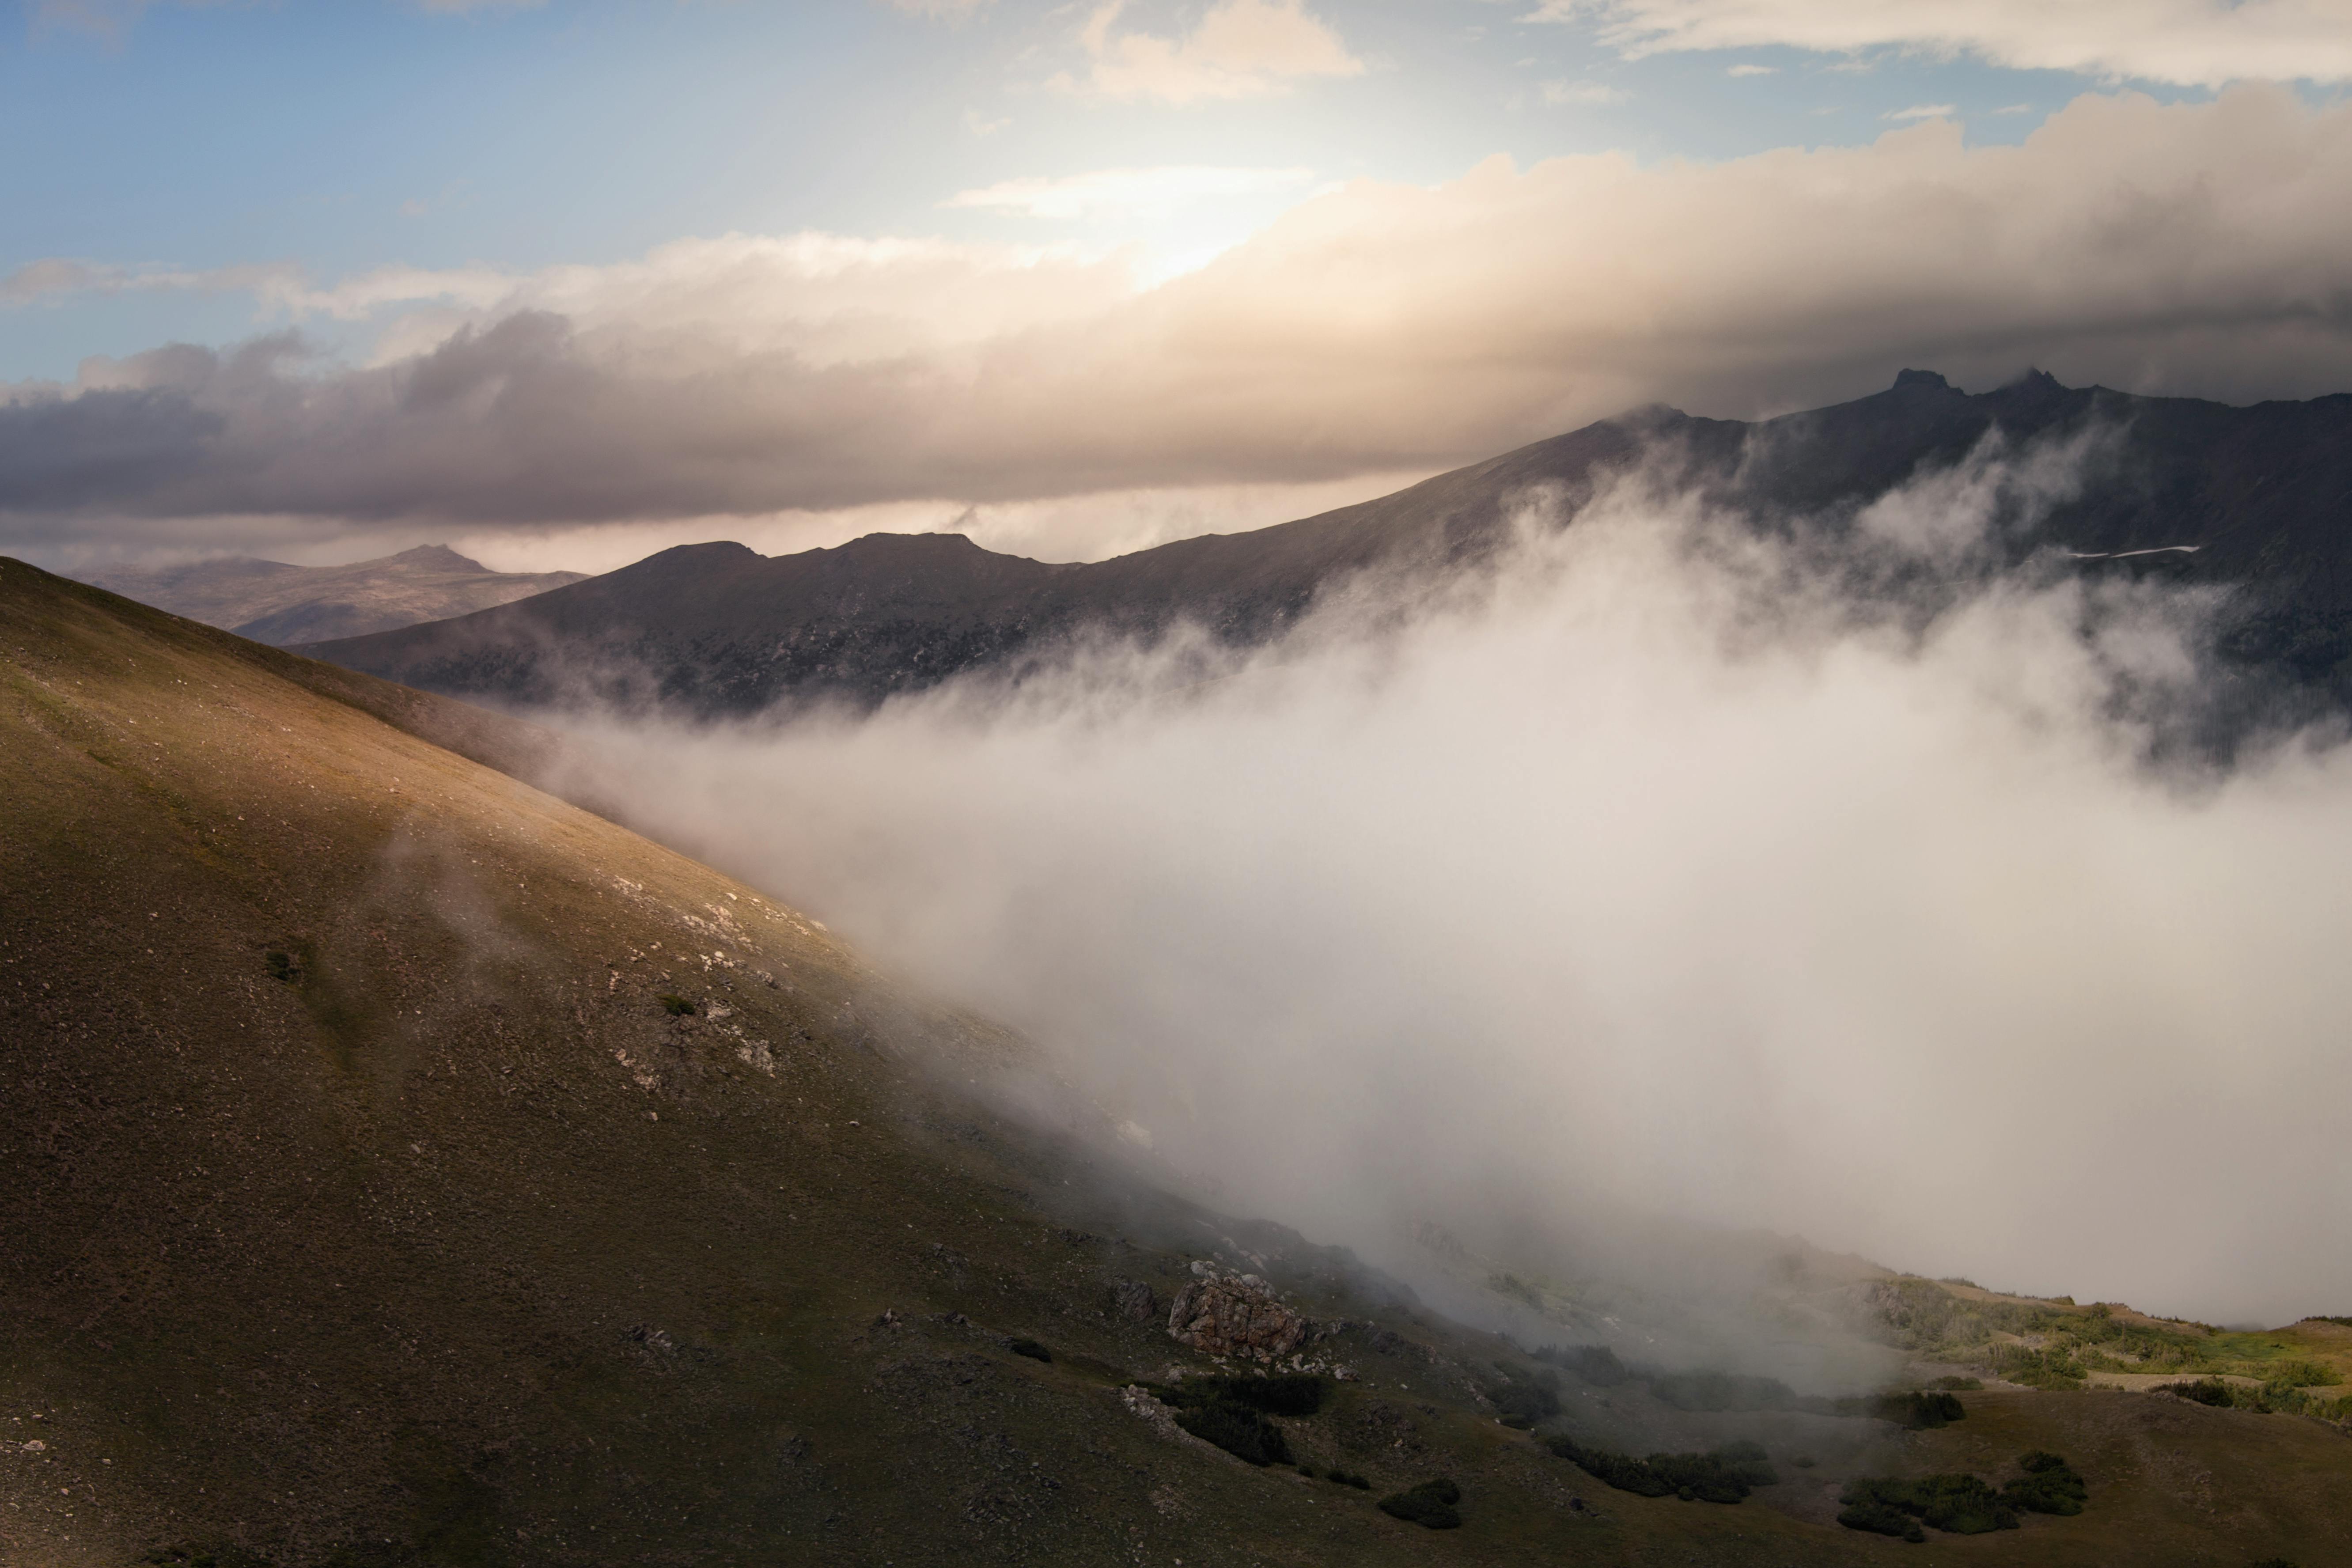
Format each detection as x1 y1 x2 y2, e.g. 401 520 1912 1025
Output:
1167 1269 1310 1360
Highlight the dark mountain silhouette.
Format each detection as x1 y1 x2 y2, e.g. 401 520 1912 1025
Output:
301 373 2352 716
79 542 587 645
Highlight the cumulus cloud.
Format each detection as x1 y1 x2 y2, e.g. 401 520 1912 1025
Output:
558 453 2352 1327
1058 0 1365 103
7 87 2352 554
1530 0 2352 88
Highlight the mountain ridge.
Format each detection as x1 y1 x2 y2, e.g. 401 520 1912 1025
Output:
78 544 588 647
300 371 2352 717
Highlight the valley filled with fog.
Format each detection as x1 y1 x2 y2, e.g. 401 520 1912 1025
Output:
561 451 2352 1330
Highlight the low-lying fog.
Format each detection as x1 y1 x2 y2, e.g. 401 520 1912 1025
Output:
562 447 2352 1330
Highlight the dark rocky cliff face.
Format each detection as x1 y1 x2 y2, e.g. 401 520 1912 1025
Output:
301 373 2352 720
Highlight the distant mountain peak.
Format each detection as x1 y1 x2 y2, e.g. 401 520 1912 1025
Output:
1892 368 1953 391
386 543 488 571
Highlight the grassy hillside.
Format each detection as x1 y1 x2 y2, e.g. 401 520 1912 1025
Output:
4 559 2348 1567
1863 1277 2352 1411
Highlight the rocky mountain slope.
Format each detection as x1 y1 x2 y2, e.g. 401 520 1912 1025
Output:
78 545 585 646
5 560 2350 1567
302 372 2352 718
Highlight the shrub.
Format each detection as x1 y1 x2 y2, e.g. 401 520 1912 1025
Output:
2160 1378 2235 1407
1873 1390 1966 1428
658 993 694 1016
1487 1372 1562 1427
1837 1500 1924 1542
2001 1451 2086 1516
1841 1475 2018 1535
264 950 300 984
1931 1375 1984 1391
1536 1343 1629 1386
1325 1468 1371 1489
1007 1337 1052 1363
1174 1401 1291 1467
1645 1370 1799 1413
1992 1345 2086 1390
1207 1374 1328 1417
1378 1478 1461 1529
1544 1436 1770 1502
2265 1360 2341 1389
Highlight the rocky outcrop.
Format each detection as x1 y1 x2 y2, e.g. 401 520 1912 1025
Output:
1166 1265 1310 1361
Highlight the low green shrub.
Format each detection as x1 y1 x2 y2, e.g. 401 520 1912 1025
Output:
1378 1477 1461 1529
1543 1436 1773 1501
1930 1375 1983 1391
264 950 300 985
2001 1451 2086 1515
1841 1474 2019 1535
1174 1401 1291 1467
1836 1499 1924 1541
1325 1468 1371 1489
1872 1390 1966 1428
1487 1371 1562 1427
1645 1369 1800 1413
658 993 694 1016
2265 1360 2341 1388
1207 1374 1328 1417
1535 1343 1629 1386
2160 1377 2235 1407
1139 1375 1323 1466
1992 1345 2086 1390
1007 1337 1052 1363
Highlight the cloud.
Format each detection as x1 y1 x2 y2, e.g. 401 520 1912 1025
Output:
1886 102 1958 120
1542 78 1632 104
8 86 2352 551
1725 62 1775 76
561 454 2352 1327
2 257 299 306
876 0 991 17
1059 0 1365 103
944 165 1319 220
1526 0 2352 89
30 0 541 38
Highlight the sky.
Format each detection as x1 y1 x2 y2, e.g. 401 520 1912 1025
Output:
4 0 2350 572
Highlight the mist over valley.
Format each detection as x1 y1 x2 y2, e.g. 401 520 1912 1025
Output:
9 6 2352 1564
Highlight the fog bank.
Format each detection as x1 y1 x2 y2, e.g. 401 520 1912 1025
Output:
565 462 2352 1329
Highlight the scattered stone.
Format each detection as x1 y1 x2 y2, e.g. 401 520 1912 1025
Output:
1112 1280 1158 1323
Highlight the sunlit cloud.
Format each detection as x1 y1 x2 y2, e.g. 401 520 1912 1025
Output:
8 87 2352 554
1527 0 2352 88
944 165 1320 220
1057 0 1365 103
1886 102 1958 120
